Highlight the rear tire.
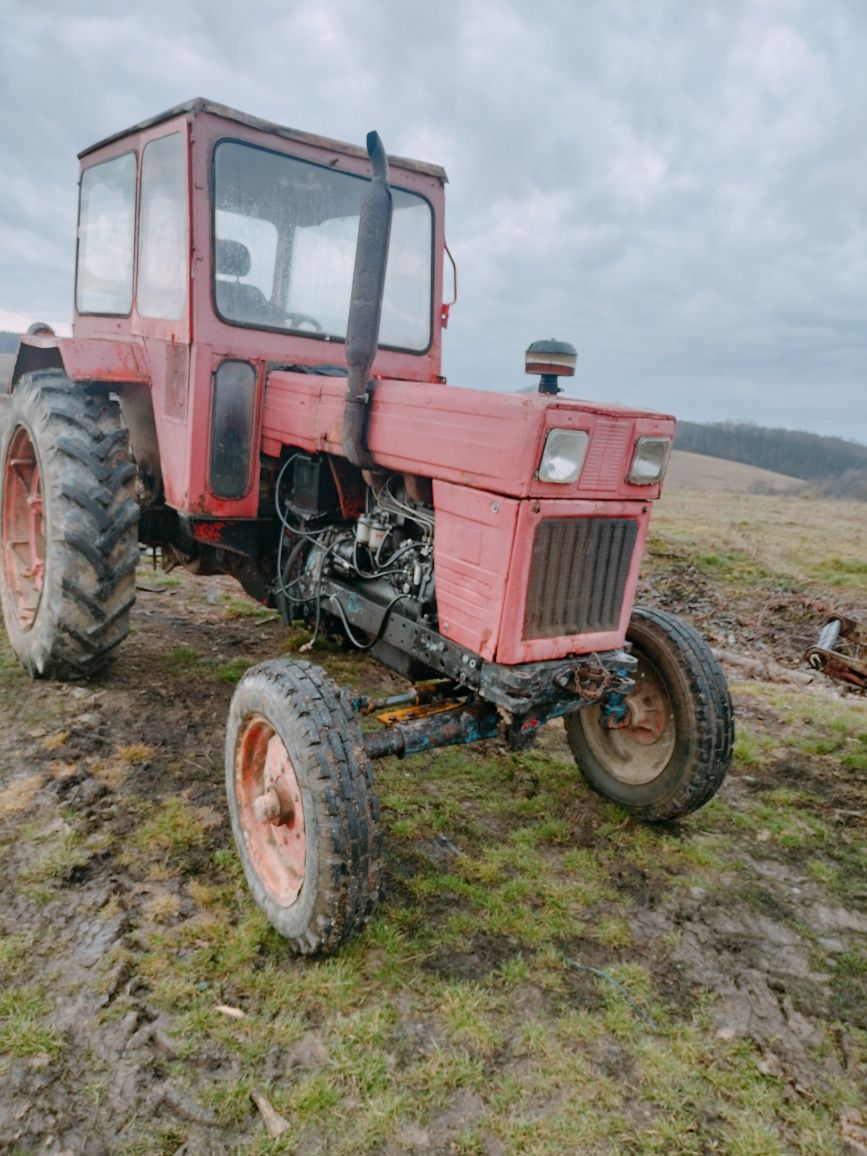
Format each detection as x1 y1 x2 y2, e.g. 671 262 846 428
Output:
565 607 733 821
226 659 381 954
0 370 139 679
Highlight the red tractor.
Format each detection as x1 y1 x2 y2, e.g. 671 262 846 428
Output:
0 100 733 953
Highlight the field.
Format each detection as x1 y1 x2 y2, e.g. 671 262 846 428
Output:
0 489 865 1154
665 450 803 495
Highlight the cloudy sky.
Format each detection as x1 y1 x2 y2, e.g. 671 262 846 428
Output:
1 0 864 441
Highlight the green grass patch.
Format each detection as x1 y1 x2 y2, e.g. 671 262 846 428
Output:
17 828 113 889
733 726 778 768
692 548 775 586
807 555 867 590
135 564 182 589
0 984 64 1059
166 645 203 675
164 644 255 684
122 796 211 875
212 656 256 684
220 594 276 620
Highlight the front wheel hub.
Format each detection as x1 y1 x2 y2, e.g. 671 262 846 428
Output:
235 718 306 906
253 783 296 826
582 656 676 785
2 425 46 630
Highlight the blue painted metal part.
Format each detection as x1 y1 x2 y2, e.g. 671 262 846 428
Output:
364 701 500 759
599 667 633 730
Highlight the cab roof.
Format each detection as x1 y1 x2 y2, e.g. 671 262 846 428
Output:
78 97 448 182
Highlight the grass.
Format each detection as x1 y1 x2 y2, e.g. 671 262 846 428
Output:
104 679 863 1153
808 556 867 590
0 772 45 820
0 489 866 1151
17 827 114 889
650 490 867 599
121 796 213 876
220 593 277 620
0 984 64 1060
164 644 256 684
135 557 182 589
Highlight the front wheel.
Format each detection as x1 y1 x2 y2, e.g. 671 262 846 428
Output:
225 659 381 954
565 607 733 821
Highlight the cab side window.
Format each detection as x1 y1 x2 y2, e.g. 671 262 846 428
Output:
138 133 189 320
76 153 136 315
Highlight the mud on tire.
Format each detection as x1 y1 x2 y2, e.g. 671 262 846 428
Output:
0 370 139 679
565 606 734 822
226 659 381 954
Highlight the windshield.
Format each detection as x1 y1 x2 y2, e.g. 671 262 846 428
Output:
213 140 433 351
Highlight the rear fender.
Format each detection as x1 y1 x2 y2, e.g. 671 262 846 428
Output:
10 334 161 498
11 334 151 390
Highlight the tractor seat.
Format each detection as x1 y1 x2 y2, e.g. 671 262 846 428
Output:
215 239 274 325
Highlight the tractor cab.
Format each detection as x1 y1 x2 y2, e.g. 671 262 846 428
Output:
60 100 448 518
73 98 446 375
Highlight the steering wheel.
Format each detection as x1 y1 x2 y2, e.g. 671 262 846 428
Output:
285 312 324 333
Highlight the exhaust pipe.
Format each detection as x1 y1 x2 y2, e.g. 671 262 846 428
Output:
343 131 393 469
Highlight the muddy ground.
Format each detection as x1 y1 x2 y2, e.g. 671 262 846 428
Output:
0 533 865 1154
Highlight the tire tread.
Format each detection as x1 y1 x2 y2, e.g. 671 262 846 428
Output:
226 659 381 956
567 606 734 822
0 369 139 679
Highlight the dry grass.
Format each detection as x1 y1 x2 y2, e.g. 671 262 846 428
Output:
0 772 44 820
41 731 69 752
653 490 867 596
116 743 156 765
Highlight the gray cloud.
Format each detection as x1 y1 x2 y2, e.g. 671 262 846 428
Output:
0 0 864 440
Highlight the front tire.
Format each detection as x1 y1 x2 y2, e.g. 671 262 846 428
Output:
0 370 139 679
565 607 733 821
226 660 381 954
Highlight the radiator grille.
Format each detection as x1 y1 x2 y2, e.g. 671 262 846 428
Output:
523 518 637 639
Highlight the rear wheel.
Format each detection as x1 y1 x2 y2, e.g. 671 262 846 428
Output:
226 659 380 954
0 370 139 679
565 607 733 821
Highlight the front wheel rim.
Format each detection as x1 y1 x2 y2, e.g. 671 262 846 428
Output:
235 715 307 906
2 425 46 630
581 651 677 786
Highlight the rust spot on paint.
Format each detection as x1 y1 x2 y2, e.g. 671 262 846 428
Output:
192 520 228 544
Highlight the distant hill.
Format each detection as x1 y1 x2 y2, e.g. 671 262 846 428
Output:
665 450 804 495
0 331 20 354
675 420 867 481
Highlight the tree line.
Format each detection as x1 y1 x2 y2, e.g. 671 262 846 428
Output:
675 420 867 483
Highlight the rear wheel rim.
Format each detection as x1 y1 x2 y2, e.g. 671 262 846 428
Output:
2 425 45 630
235 715 307 906
581 650 676 786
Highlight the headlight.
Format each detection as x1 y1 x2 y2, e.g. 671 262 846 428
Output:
628 436 672 485
538 429 589 483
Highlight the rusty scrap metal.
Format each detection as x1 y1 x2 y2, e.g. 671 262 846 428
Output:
805 615 867 692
